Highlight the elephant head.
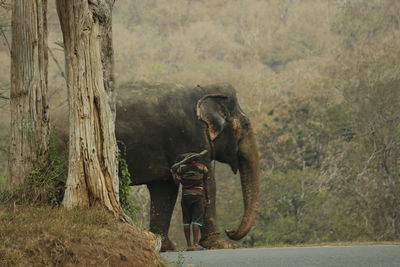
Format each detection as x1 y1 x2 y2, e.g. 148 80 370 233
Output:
196 85 260 240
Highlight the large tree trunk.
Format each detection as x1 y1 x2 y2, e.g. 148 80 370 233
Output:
56 0 125 220
98 3 116 121
8 0 49 189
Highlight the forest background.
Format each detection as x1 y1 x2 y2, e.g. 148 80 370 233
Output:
1 0 400 248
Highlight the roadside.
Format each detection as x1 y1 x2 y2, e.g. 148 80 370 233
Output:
162 244 400 267
0 205 166 267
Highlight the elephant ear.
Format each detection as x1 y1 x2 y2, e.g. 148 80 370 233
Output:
196 94 229 141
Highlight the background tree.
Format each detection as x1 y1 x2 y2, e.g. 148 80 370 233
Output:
56 0 127 221
319 0 400 240
8 0 49 190
0 1 10 105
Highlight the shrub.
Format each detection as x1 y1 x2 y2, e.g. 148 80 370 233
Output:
118 142 140 221
0 130 68 205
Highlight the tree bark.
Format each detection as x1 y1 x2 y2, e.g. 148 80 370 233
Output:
8 0 49 189
56 0 126 220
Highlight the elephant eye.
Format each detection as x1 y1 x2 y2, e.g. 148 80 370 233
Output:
220 105 229 118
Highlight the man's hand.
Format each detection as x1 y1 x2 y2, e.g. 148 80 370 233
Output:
204 199 211 206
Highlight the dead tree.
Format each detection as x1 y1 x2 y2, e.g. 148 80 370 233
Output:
56 0 128 221
8 0 49 189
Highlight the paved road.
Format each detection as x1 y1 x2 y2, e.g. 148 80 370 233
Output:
162 245 400 267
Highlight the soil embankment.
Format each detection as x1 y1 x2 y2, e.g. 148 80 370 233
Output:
0 205 166 266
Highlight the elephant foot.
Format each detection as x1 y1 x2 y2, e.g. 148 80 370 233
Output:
200 233 231 249
161 237 176 252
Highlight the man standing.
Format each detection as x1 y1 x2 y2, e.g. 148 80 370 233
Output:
171 151 210 251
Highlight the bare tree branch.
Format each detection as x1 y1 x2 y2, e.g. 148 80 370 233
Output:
0 27 10 54
49 46 66 81
54 40 64 49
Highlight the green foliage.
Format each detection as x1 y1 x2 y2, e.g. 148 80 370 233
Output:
248 0 400 245
118 144 140 221
255 169 367 245
0 130 68 206
325 105 355 141
256 170 319 244
319 0 400 241
260 97 331 171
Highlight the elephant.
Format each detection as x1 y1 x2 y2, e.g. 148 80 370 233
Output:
115 82 260 251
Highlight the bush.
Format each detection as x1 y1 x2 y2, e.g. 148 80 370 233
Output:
252 169 368 245
117 142 140 221
0 131 68 206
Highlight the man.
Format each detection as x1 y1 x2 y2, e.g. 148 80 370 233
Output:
171 151 210 251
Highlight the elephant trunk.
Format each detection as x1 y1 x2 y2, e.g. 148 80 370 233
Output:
225 125 260 240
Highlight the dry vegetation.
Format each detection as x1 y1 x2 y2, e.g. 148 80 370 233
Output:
0 205 165 266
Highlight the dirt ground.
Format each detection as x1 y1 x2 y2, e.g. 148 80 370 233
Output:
0 205 166 267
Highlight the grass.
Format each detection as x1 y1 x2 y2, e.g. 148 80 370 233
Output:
0 204 166 267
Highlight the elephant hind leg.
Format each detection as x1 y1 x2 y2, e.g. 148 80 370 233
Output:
147 180 179 252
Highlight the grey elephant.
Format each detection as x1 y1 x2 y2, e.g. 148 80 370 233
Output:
116 82 260 251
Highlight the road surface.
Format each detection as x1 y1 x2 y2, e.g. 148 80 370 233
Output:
162 245 400 267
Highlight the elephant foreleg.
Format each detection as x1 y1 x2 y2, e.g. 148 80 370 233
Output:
202 171 217 236
200 171 231 249
147 180 179 252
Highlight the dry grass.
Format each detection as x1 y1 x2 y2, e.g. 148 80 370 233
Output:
0 205 166 267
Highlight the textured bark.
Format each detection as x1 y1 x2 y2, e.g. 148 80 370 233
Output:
98 3 116 120
56 0 125 220
8 0 49 189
